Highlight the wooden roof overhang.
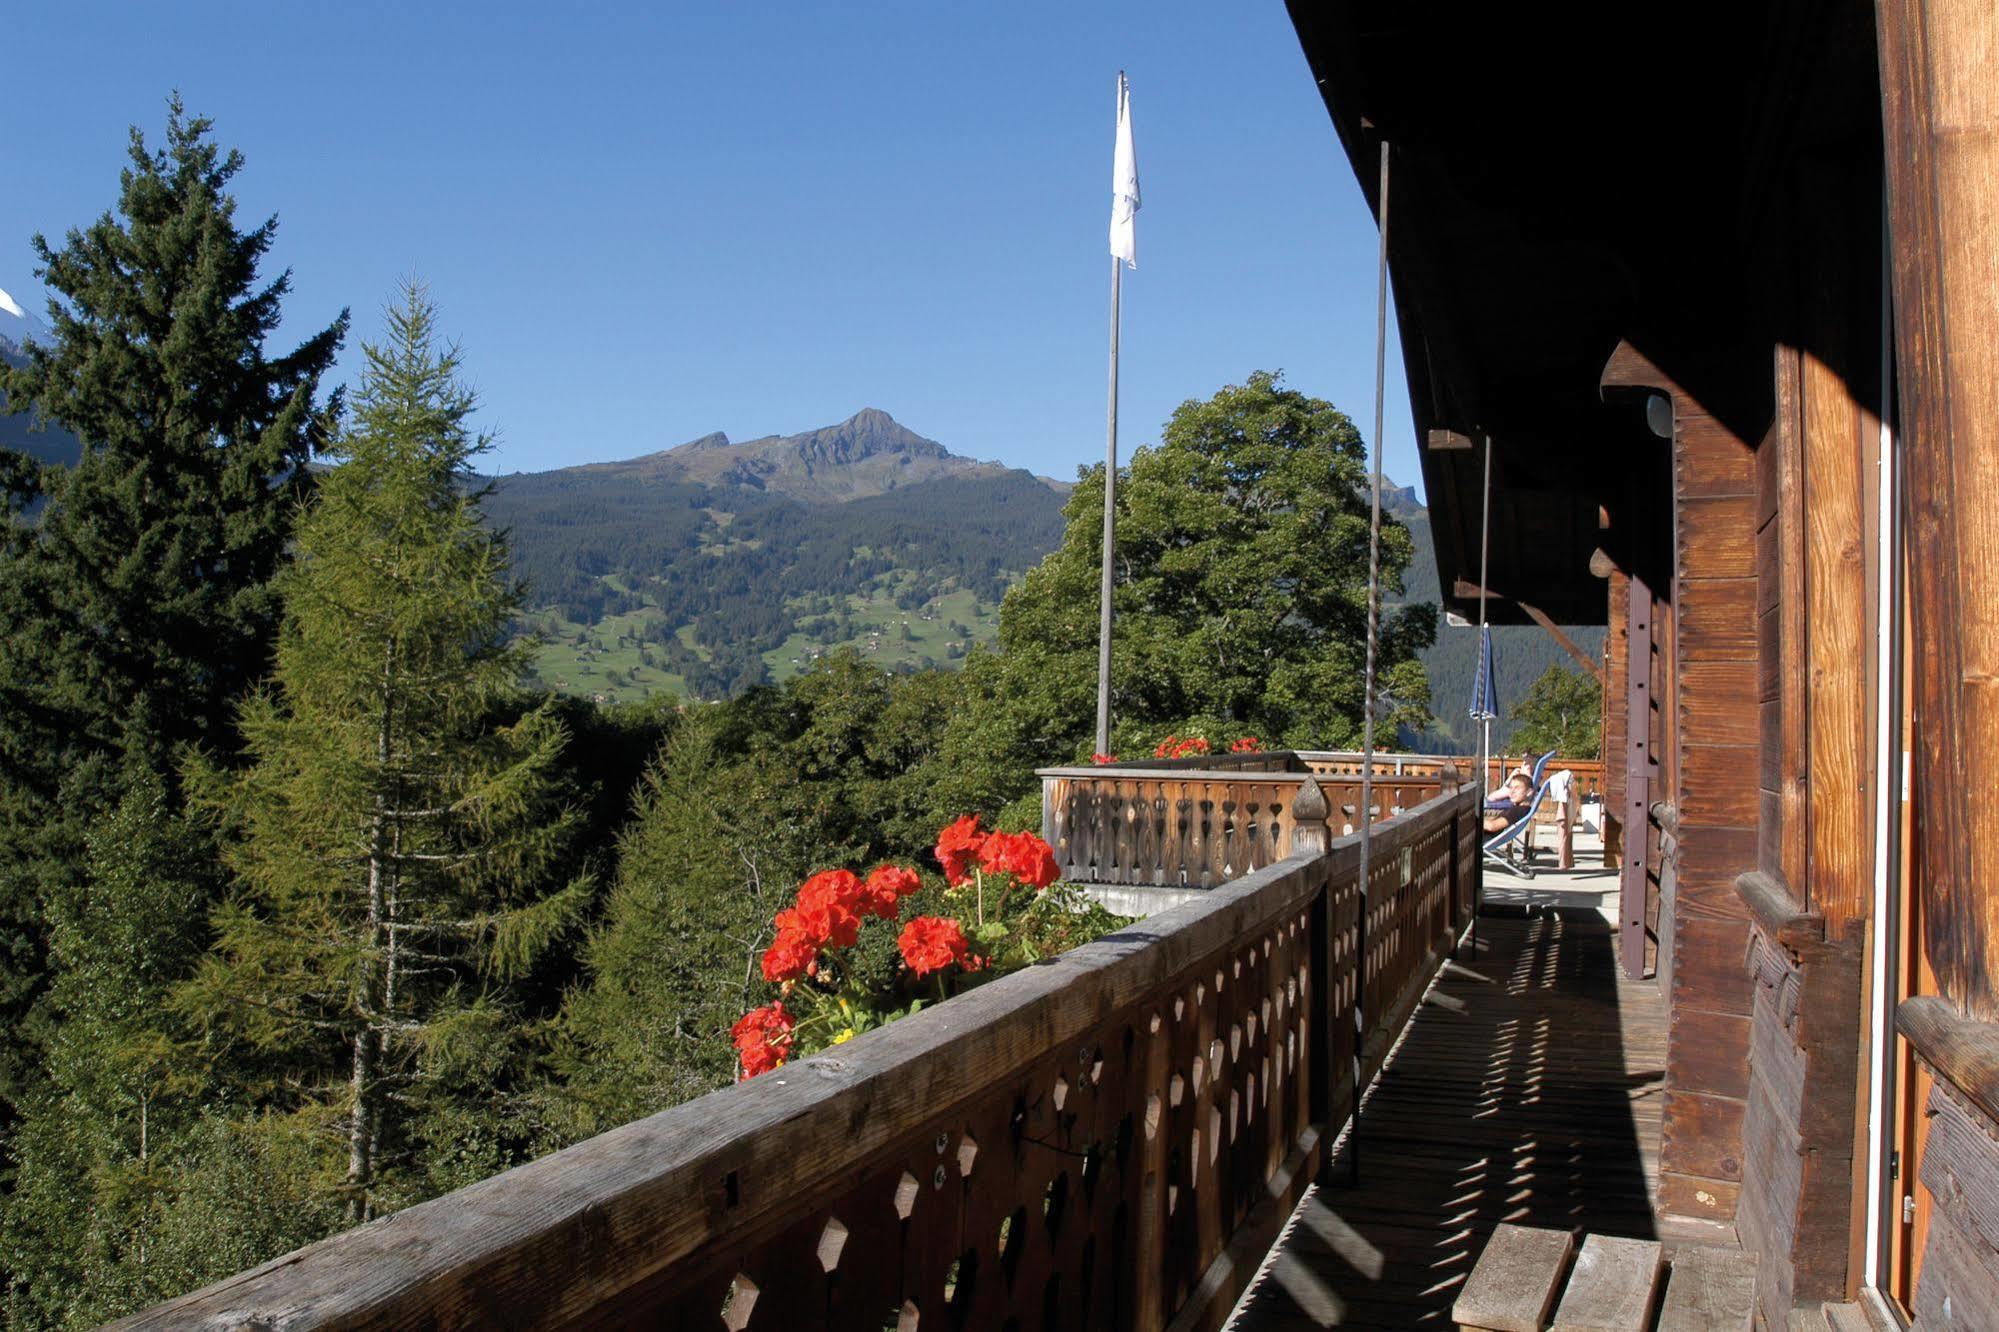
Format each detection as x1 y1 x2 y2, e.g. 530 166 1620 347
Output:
1286 2 1879 625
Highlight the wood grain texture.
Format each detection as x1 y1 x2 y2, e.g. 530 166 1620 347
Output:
1451 1224 1574 1332
1801 334 1876 936
1878 0 1999 1023
1655 1244 1757 1331
1549 1234 1662 1332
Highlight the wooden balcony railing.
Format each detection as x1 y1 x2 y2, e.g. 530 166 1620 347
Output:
1038 756 1458 890
115 783 1479 1332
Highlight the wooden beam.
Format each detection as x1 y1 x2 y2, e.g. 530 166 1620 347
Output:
1452 578 1608 686
1879 0 1999 1023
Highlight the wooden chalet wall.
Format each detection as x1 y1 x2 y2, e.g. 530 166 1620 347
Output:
1734 143 1885 1322
1878 0 1999 1323
1602 346 1759 1235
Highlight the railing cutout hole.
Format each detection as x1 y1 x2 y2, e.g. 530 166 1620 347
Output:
721 1274 758 1331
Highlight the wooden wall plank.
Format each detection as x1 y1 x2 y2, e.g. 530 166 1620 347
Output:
1879 0 1999 1023
1676 579 1759 659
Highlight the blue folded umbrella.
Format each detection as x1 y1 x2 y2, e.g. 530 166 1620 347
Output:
1468 624 1499 722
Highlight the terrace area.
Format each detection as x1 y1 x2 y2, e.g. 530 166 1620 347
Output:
117 748 1695 1331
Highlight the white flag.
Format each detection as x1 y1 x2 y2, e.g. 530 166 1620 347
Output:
1108 73 1139 268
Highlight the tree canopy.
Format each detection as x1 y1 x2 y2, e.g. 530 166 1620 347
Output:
0 94 346 1178
1509 663 1603 759
926 371 1435 813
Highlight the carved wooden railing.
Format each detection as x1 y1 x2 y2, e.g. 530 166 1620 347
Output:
1296 751 1468 784
116 785 1479 1332
1038 767 1453 888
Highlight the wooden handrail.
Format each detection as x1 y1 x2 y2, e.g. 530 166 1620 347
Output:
1897 997 1999 1130
1037 768 1453 889
114 787 1480 1331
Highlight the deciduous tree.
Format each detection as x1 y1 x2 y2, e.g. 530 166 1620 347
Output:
928 371 1435 812
1509 664 1602 759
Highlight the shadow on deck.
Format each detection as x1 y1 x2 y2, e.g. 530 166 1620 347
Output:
1228 908 1666 1330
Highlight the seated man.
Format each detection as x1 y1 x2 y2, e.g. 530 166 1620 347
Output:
1483 770 1536 835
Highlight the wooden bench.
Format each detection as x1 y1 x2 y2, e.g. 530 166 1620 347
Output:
1453 1224 1576 1332
1654 1245 1756 1330
1552 1234 1663 1331
1455 1228 1754 1332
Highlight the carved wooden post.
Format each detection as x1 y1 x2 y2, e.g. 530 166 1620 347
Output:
1290 776 1331 858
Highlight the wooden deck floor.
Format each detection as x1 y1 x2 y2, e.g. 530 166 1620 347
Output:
1228 907 1668 1330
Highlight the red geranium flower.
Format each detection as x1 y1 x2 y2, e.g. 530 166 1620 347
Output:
1230 736 1262 753
1091 752 1118 765
731 1002 795 1079
977 830 1061 891
934 815 988 887
899 915 974 978
761 928 818 983
794 868 865 948
860 864 921 920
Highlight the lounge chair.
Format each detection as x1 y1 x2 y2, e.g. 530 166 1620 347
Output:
1483 750 1557 880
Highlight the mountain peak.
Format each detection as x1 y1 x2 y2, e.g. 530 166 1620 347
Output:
510 408 1059 507
786 408 949 466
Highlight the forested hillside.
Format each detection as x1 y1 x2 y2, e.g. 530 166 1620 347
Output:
1392 504 1606 753
0 336 81 472
490 426 1605 743
483 412 1070 699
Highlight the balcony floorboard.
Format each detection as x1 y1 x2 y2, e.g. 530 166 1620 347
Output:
1227 906 1667 1330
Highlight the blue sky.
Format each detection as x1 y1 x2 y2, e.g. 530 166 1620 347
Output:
1 1 1418 492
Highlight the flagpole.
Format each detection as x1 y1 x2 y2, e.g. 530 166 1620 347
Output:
1096 250 1121 757
1097 70 1133 758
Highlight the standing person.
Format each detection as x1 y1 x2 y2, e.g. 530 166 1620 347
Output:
1548 768 1575 868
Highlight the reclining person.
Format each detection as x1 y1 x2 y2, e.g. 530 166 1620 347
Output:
1483 770 1536 835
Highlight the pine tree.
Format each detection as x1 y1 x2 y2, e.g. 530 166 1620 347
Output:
0 95 346 1123
179 284 587 1222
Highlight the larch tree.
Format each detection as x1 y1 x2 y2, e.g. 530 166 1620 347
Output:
0 94 346 1125
179 285 588 1221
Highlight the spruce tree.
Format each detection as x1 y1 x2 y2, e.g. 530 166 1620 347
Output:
0 96 347 1120
179 284 587 1222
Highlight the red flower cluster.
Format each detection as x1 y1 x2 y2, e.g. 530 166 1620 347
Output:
934 816 1060 891
1229 736 1263 753
934 814 988 887
1090 752 1118 765
1154 734 1213 759
731 1002 794 1079
898 915 975 978
762 863 922 983
978 830 1060 890
862 864 921 917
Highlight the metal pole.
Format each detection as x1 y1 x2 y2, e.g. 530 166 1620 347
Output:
1095 253 1122 758
1475 433 1492 955
1351 136 1389 1187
